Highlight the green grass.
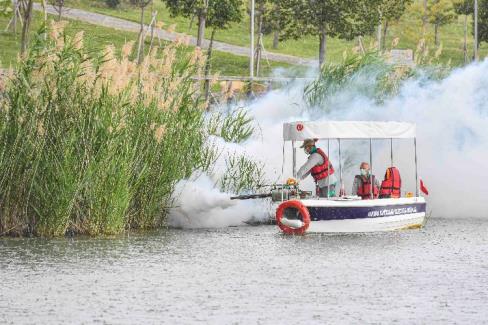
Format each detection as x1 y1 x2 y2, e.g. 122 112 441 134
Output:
62 0 488 66
62 0 352 61
0 11 290 75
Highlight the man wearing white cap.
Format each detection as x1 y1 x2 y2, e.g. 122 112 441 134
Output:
296 139 337 197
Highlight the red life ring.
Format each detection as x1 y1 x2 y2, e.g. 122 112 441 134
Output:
276 200 311 235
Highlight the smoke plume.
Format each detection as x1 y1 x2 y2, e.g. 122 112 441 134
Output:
169 59 488 228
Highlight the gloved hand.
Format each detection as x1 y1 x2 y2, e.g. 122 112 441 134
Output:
286 178 298 186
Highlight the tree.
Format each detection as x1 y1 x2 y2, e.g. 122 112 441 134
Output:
454 0 488 59
255 0 290 49
20 0 34 55
376 0 412 50
49 0 65 21
131 0 153 63
454 0 472 62
164 0 242 48
0 0 13 16
478 0 488 46
164 0 207 47
279 0 379 66
2 0 16 33
200 1 241 100
427 0 457 46
252 0 277 73
423 0 428 32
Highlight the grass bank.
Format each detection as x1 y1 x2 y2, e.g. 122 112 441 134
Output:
0 12 290 75
63 0 488 66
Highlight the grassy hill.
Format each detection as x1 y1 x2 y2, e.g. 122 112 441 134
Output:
0 11 289 76
2 0 487 76
62 0 487 66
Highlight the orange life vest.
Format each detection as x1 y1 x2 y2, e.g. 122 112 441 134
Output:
379 167 401 198
310 148 335 182
356 175 379 200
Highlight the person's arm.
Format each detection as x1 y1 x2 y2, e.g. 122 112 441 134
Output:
374 176 380 188
296 154 322 180
374 176 380 198
352 176 359 195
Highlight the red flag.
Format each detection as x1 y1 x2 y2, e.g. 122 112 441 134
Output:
420 179 429 195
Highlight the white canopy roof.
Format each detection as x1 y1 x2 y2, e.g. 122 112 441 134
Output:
283 121 416 141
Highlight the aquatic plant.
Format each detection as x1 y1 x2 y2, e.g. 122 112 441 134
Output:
0 21 211 236
304 52 401 109
304 48 450 109
207 108 254 144
220 153 266 194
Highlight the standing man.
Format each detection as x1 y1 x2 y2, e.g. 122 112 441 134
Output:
297 139 336 198
352 162 380 199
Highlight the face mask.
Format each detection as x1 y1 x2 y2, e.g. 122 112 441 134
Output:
360 168 368 176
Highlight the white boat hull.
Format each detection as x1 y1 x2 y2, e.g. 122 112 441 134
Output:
306 212 425 233
277 197 427 234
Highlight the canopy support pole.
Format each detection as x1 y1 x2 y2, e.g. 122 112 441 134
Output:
281 141 285 179
414 137 419 197
370 138 374 200
292 141 296 178
390 138 394 166
327 139 330 198
338 139 343 197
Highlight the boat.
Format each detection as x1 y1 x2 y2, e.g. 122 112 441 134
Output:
273 120 428 234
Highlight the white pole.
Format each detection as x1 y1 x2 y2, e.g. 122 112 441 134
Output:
292 141 296 178
327 139 330 198
250 0 255 80
414 138 419 197
369 138 373 199
474 0 479 61
338 139 343 197
390 138 393 166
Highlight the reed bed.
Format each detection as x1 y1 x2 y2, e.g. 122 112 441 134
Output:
220 153 266 194
0 22 213 236
304 48 450 109
208 108 254 144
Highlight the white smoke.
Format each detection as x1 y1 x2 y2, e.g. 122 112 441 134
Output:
168 174 270 228
169 59 488 228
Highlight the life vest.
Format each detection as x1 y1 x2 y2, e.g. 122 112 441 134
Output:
310 148 335 182
379 167 401 198
356 175 379 200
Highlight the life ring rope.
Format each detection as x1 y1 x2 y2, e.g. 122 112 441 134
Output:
276 200 311 235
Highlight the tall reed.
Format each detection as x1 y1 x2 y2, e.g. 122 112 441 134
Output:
220 153 266 194
0 22 212 236
304 50 450 109
207 108 254 144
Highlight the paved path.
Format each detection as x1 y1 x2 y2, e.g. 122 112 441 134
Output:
33 4 315 66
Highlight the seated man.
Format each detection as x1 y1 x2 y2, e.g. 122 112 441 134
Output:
352 162 380 199
296 139 336 198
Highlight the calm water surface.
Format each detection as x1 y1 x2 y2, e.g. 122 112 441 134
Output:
1 218 488 324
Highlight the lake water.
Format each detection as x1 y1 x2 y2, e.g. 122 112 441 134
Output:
1 218 487 324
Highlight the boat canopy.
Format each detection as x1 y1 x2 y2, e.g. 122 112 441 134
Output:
283 121 416 141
